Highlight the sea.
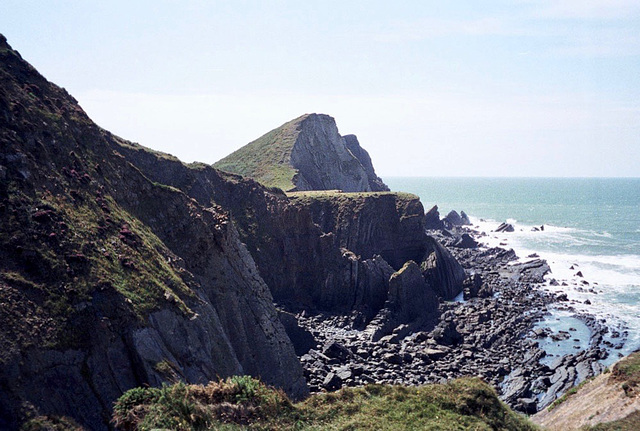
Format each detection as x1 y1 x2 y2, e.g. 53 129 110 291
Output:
386 177 640 364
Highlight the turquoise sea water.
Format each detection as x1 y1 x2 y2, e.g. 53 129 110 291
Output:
386 177 640 356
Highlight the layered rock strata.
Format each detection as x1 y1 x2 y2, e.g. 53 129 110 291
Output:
0 35 305 430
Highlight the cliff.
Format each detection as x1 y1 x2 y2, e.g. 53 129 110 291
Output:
115 130 466 329
214 113 389 192
104 138 466 326
0 35 306 430
0 33 474 429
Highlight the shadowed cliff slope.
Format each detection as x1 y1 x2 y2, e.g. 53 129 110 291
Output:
214 113 389 192
0 34 306 430
113 141 467 329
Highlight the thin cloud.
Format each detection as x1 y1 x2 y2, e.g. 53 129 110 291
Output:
370 6 639 59
530 0 640 20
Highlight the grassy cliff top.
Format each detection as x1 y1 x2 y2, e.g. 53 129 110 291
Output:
287 190 419 204
109 376 537 431
214 115 310 191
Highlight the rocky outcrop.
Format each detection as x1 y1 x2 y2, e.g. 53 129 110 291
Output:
389 260 438 322
214 113 389 192
105 142 444 320
425 205 445 230
443 210 471 228
421 237 467 300
495 222 515 233
343 134 389 192
0 35 305 430
365 261 440 341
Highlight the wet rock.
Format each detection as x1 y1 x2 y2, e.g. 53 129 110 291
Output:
495 222 515 233
508 259 550 283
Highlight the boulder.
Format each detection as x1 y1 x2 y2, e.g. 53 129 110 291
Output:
387 261 439 322
382 352 403 365
517 397 538 415
443 210 463 228
278 310 317 355
509 259 551 283
322 340 352 362
495 222 515 233
323 372 343 390
460 211 471 225
451 233 479 249
463 273 490 299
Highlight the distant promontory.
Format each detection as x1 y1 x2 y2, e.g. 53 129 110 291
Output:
214 113 389 192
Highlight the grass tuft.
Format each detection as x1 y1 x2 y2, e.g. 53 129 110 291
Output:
112 376 538 430
611 351 640 397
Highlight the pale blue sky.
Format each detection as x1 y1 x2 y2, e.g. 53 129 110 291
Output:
2 0 639 176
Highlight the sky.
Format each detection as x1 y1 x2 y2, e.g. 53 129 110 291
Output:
1 0 639 177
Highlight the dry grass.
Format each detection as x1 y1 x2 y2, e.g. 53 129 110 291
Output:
533 352 640 431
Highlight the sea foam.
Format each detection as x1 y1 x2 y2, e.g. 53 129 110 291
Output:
470 215 640 358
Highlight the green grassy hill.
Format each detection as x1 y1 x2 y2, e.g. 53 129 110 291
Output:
214 115 304 191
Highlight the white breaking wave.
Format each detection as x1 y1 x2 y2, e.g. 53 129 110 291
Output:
469 215 640 355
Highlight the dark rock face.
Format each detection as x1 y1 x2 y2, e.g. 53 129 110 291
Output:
421 237 467 300
387 261 438 322
289 193 428 270
425 205 445 230
343 134 389 192
443 210 471 228
0 35 306 430
365 261 440 341
120 139 468 342
279 310 317 356
290 115 373 192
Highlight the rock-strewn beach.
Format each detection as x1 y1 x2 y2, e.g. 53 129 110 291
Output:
286 218 616 413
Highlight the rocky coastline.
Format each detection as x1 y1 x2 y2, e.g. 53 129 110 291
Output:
282 211 619 414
